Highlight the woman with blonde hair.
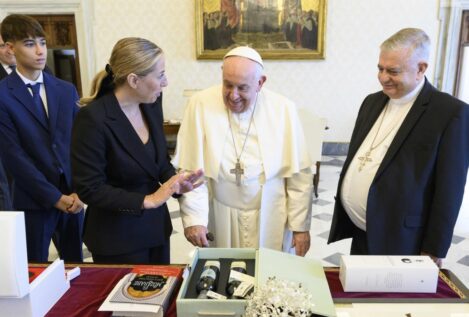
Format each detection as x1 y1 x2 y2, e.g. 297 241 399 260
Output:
71 37 203 264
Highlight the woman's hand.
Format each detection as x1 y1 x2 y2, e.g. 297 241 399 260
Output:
176 169 205 194
142 169 204 209
143 174 184 209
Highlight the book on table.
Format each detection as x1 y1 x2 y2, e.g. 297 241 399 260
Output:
99 265 183 317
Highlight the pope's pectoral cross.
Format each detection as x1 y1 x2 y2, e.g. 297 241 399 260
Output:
357 151 372 172
230 160 244 186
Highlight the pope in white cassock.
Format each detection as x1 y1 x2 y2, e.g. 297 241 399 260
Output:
172 46 313 256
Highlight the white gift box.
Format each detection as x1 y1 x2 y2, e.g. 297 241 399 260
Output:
0 212 30 297
339 255 439 293
177 248 336 317
0 212 70 317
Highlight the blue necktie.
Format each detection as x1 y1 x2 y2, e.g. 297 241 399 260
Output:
26 83 48 125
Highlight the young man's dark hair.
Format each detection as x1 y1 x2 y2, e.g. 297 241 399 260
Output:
1 14 46 43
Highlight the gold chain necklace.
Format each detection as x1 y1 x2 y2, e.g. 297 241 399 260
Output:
227 94 258 186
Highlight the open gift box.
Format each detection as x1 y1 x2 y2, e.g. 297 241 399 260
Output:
176 247 336 317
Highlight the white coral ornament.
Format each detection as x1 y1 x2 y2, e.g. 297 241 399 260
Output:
244 277 315 317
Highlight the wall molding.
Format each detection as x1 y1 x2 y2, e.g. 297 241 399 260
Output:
435 0 469 94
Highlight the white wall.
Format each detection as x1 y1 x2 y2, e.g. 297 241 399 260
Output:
88 0 439 142
1 0 467 233
0 0 439 142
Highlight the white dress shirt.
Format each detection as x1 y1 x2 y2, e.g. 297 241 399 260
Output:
1 63 14 75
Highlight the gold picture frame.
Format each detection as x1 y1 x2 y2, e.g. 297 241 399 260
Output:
196 0 327 60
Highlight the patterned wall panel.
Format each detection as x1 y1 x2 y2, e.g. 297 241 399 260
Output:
91 0 438 142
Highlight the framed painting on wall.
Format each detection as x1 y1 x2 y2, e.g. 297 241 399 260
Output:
195 0 327 60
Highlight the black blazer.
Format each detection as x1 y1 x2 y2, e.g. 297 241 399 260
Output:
328 79 469 258
0 159 12 210
0 66 8 81
71 93 175 255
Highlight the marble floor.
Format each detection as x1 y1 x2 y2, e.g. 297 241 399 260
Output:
51 156 469 288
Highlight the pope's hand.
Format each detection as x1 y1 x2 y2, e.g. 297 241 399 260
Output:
184 225 209 247
292 231 310 257
176 169 204 194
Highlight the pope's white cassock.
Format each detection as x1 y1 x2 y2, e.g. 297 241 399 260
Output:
172 85 313 252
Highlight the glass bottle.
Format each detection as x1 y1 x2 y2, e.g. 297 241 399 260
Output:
225 261 247 299
196 260 220 299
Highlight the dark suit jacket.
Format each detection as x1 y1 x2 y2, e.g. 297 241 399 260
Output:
328 79 469 258
0 66 11 209
0 158 12 210
0 66 54 210
0 65 8 81
71 93 175 256
0 71 79 210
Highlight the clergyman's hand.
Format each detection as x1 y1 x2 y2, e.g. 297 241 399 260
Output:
292 231 311 257
184 225 209 247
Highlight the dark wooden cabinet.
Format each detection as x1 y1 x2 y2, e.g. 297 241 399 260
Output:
163 122 180 155
29 14 82 96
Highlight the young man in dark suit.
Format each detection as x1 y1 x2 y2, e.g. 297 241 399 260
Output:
0 14 84 262
0 22 53 208
328 28 469 267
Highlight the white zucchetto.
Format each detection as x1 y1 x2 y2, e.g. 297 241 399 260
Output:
224 46 264 68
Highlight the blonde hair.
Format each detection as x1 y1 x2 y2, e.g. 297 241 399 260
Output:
380 28 430 63
80 37 163 105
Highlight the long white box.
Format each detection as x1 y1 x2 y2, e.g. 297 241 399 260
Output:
177 248 336 317
0 212 29 297
339 255 439 293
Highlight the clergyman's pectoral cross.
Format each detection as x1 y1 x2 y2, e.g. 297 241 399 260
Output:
230 160 244 186
357 151 372 172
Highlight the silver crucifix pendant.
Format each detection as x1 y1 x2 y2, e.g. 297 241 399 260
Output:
230 161 244 186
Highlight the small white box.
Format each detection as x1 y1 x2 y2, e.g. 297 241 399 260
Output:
339 255 439 293
0 259 71 317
